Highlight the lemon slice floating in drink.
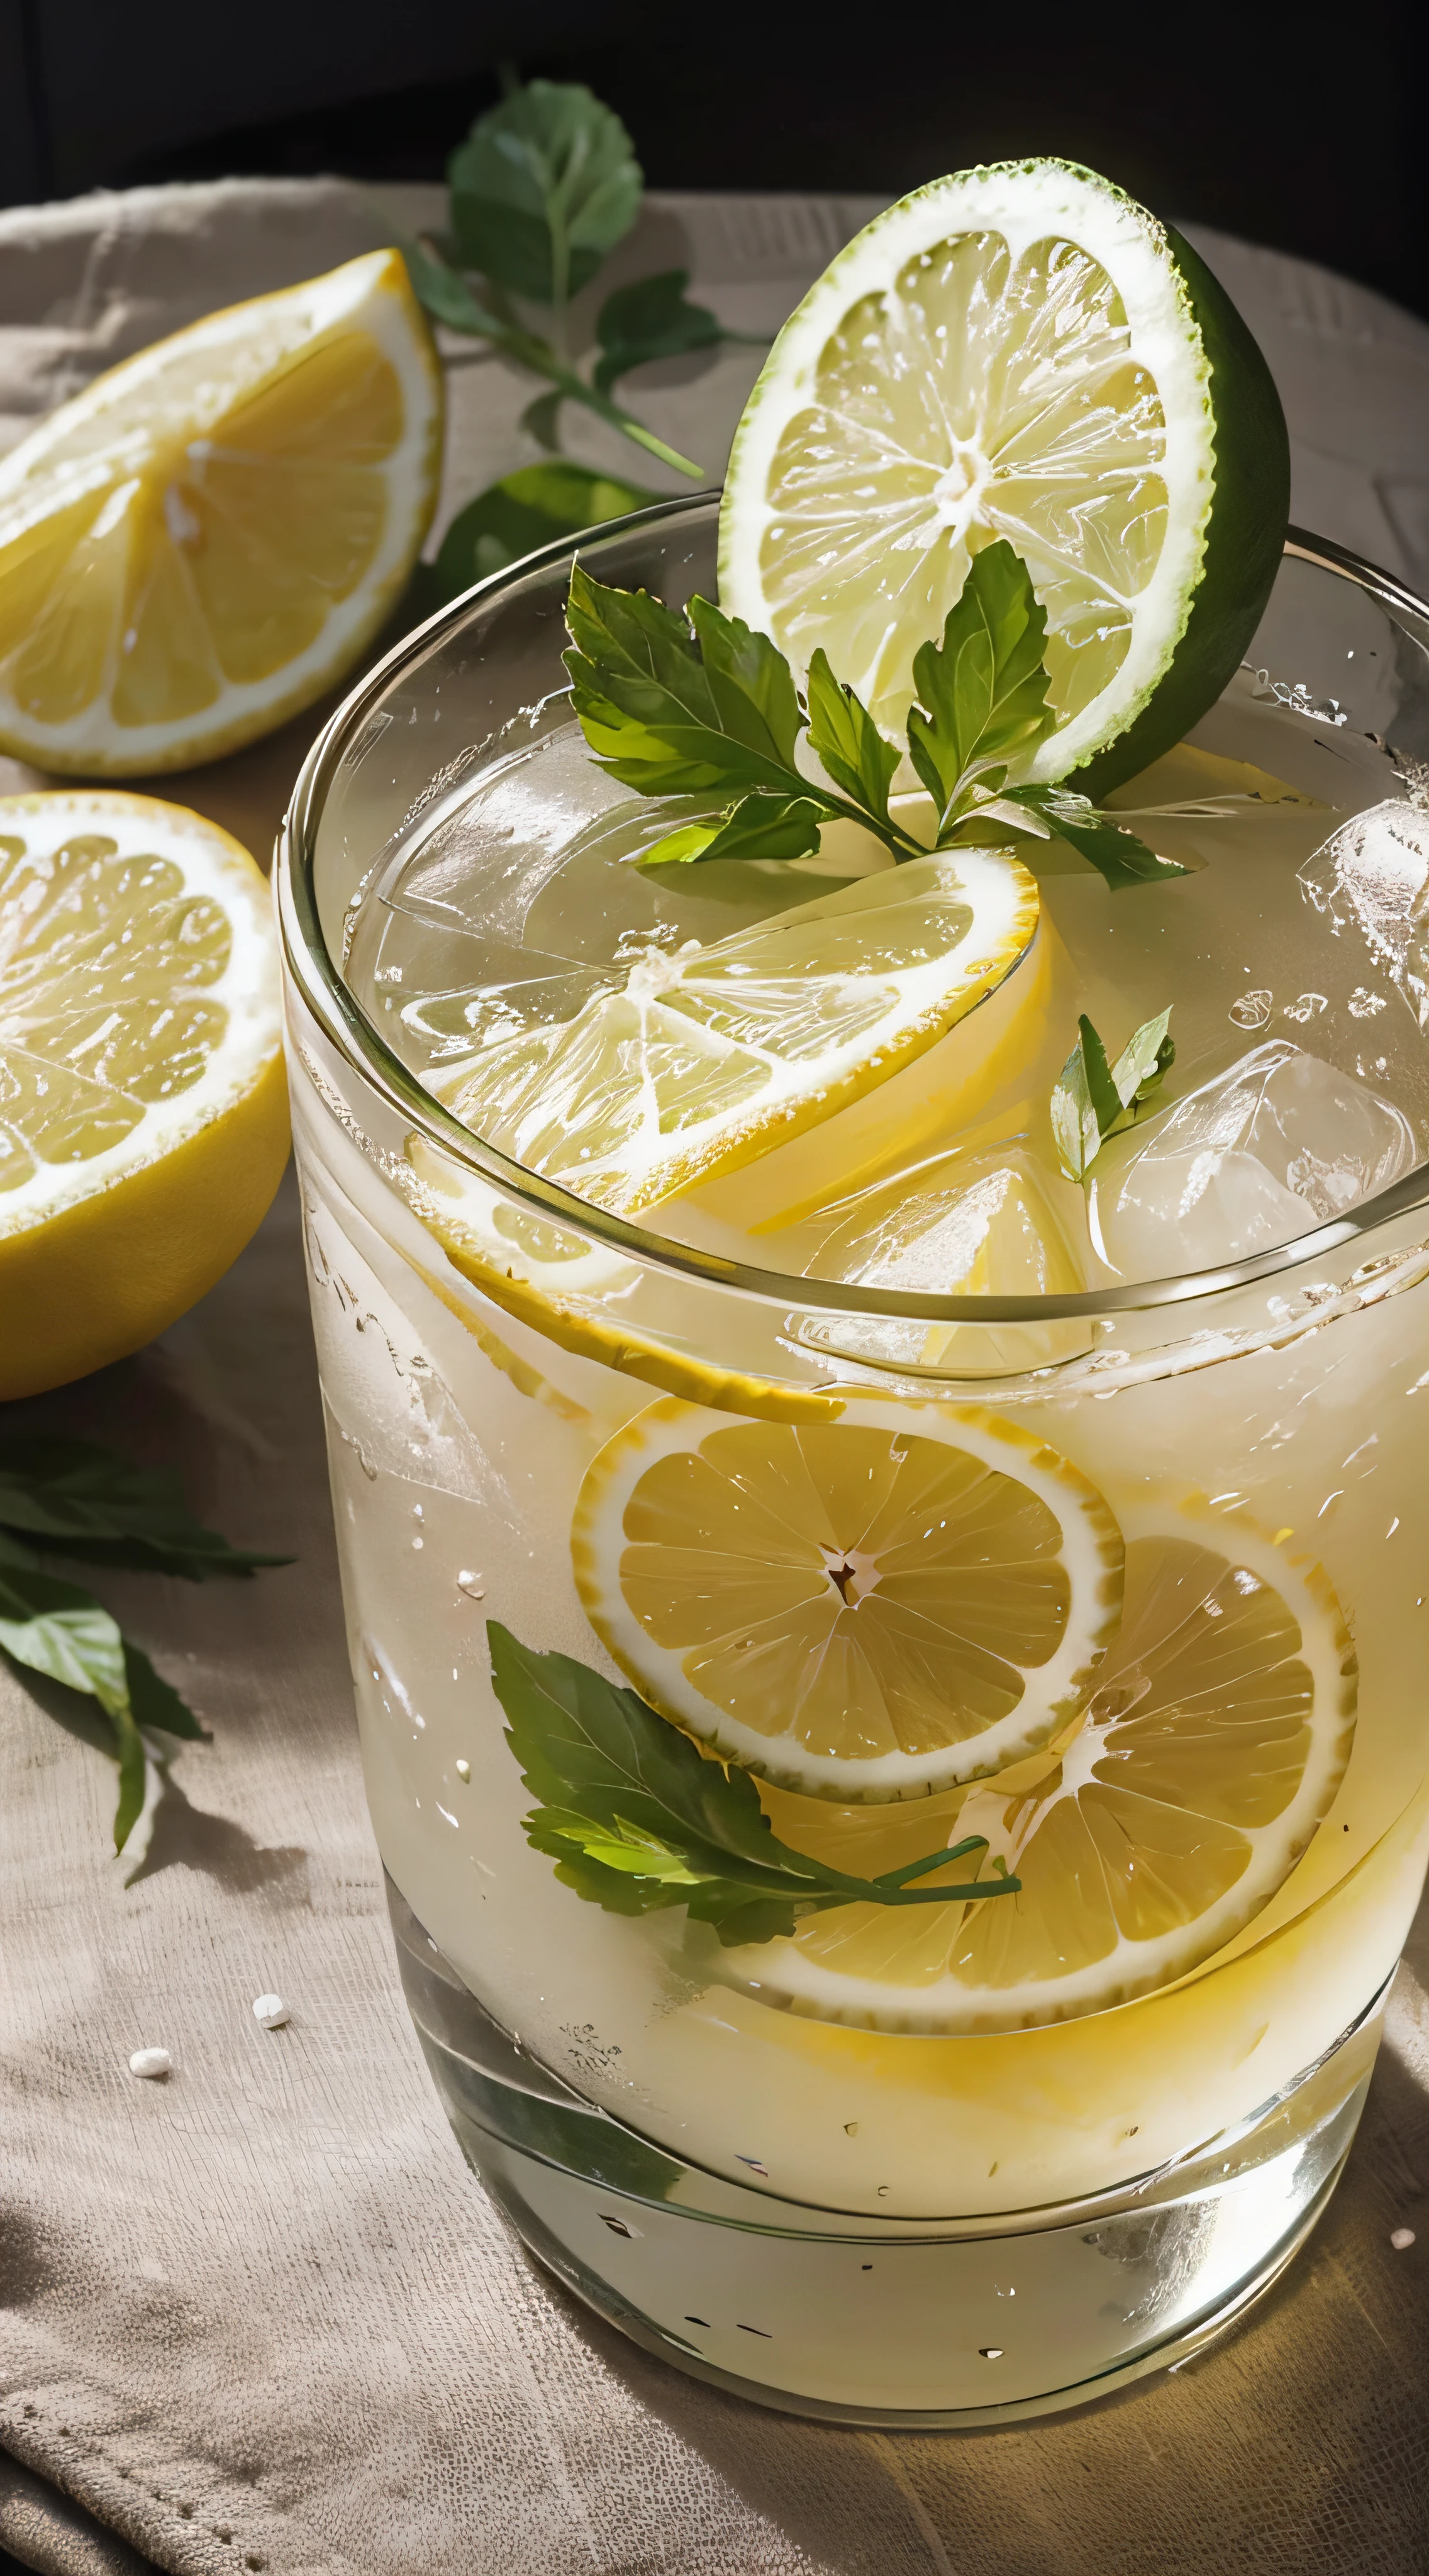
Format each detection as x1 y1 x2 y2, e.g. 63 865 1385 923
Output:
0 250 442 775
572 1394 1124 1801
742 1501 1357 2031
0 789 287 1397
720 158 1288 796
433 848 1039 1220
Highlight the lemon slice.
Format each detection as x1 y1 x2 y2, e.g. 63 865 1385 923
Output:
433 849 1038 1219
0 790 288 1397
0 250 442 775
572 1394 1123 1801
407 1131 638 1302
745 1500 1357 2029
720 160 1288 798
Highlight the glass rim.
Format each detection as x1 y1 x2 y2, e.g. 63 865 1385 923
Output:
277 504 1429 1330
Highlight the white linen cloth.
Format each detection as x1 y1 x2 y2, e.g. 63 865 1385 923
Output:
0 178 1426 2576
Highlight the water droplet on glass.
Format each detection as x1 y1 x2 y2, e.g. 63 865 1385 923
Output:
1229 989 1272 1030
457 1570 485 1599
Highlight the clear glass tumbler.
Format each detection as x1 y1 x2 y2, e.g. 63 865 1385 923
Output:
275 499 1429 2424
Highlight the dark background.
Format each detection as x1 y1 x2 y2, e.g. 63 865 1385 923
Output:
1 0 1425 318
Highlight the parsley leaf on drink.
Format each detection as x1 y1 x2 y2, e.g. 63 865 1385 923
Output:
489 1621 1020 1947
564 541 1180 892
1051 1008 1177 1183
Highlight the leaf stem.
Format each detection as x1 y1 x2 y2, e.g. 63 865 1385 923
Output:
408 238 705 479
872 1834 991 1890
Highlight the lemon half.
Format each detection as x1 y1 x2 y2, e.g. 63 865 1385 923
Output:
0 250 442 775
0 791 288 1397
572 1394 1124 1801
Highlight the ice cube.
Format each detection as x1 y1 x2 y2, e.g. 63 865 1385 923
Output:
800 1142 1089 1378
1298 799 1429 1025
1091 1041 1416 1279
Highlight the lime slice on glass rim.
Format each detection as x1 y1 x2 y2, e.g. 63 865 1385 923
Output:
719 158 1289 800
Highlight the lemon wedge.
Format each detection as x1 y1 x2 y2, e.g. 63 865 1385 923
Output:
572 1393 1123 1801
0 250 442 775
0 790 288 1397
433 850 1038 1219
743 1499 1357 2029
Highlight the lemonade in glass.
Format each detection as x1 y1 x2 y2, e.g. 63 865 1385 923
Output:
277 167 1429 2421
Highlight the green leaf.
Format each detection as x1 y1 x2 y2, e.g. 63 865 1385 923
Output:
594 268 727 392
488 1623 1020 1948
1052 1008 1175 1182
564 565 813 800
806 648 901 825
1007 786 1188 890
125 1643 208 1743
109 1701 148 1856
491 1621 787 1869
1110 1007 1176 1114
433 462 656 604
0 1436 292 1579
403 233 704 483
521 389 565 452
0 1548 130 1714
562 569 930 857
640 790 826 869
0 1548 150 1851
688 596 806 769
0 1518 208 1849
905 540 1055 838
448 80 642 307
401 236 513 340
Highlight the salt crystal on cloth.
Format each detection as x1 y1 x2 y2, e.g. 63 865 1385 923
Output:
1 177 1428 2576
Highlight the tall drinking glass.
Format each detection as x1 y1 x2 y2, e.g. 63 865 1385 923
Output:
275 499 1429 2423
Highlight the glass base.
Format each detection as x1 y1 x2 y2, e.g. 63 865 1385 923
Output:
387 1876 1385 2423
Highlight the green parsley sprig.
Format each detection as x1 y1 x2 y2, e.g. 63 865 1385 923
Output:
0 1436 292 1857
1051 1009 1177 1183
490 1622 1019 1947
403 71 767 577
563 540 1188 894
